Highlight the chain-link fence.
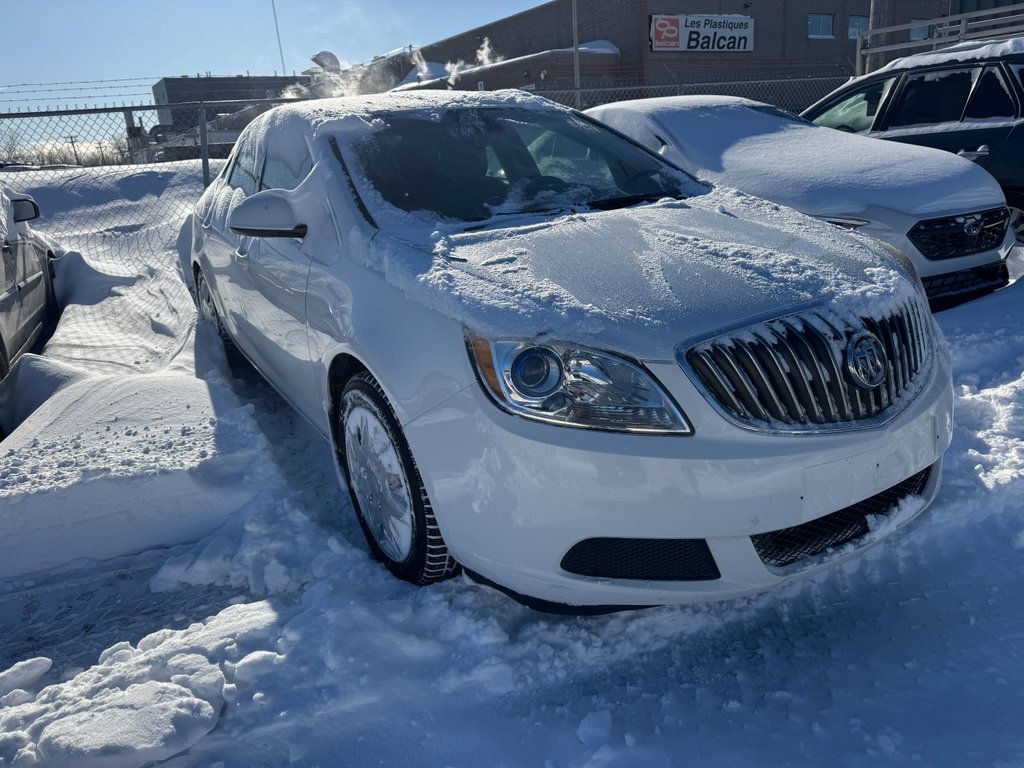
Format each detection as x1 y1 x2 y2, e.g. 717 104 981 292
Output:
537 73 850 113
0 100 289 260
0 75 848 261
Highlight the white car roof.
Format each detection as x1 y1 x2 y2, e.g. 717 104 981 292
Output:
587 96 1003 218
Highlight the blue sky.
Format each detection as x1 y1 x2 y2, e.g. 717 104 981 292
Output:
1 0 540 108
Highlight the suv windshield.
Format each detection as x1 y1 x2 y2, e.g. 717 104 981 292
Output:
344 106 695 225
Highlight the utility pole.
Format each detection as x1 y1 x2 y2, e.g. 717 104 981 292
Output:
572 0 581 109
867 0 890 73
271 0 287 76
67 135 81 165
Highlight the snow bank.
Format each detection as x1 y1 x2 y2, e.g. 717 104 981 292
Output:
0 164 280 581
0 602 278 768
0 371 269 579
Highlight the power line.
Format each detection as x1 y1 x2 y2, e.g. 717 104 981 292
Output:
0 77 161 88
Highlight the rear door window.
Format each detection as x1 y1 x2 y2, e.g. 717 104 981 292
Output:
885 67 977 128
810 78 893 133
964 65 1017 120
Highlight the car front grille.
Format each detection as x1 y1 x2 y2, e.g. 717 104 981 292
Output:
683 301 932 432
751 465 933 569
908 206 1009 261
921 261 1009 303
560 537 721 581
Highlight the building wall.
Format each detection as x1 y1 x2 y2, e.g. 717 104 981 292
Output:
152 75 309 129
411 0 949 90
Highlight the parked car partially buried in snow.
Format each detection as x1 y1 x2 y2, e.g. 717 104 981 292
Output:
0 186 56 383
587 95 1014 310
189 91 953 610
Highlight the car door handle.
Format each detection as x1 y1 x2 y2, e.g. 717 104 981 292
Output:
957 144 990 161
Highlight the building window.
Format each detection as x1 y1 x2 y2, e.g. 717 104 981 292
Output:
848 15 869 40
808 14 836 39
910 20 931 41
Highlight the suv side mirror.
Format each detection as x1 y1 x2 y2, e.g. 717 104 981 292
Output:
228 190 307 238
11 197 39 223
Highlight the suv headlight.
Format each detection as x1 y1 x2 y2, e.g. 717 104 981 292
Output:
467 336 692 434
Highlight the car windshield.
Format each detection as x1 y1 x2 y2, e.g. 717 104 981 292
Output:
343 106 695 226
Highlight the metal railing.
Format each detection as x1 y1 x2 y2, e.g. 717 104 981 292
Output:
857 2 1024 74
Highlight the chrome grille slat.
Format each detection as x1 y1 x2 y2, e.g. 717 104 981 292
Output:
683 303 932 433
757 332 810 424
713 346 772 423
692 349 748 420
733 341 790 422
780 319 841 423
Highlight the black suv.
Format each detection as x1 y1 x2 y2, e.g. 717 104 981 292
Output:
802 39 1024 243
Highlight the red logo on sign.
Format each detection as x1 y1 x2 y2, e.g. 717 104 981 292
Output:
652 16 681 49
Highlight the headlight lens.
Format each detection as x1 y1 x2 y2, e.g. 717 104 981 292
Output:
468 336 692 434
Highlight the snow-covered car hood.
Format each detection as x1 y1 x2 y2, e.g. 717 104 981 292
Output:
588 99 1004 219
370 186 920 361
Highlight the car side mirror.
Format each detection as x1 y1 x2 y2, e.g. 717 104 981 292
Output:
229 190 307 238
11 197 39 223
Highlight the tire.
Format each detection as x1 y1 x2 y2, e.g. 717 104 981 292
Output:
338 371 458 585
1005 190 1024 246
193 267 234 349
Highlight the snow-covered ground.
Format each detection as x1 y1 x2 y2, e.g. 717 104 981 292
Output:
2 162 1024 767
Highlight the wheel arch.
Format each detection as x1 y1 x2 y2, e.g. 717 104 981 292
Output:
327 352 370 461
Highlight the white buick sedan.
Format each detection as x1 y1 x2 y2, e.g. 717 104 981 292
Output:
190 91 952 610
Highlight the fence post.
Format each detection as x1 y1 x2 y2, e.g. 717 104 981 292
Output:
122 109 135 164
198 106 210 188
856 34 865 76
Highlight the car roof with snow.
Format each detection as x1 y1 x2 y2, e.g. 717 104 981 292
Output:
848 37 1024 86
251 89 572 140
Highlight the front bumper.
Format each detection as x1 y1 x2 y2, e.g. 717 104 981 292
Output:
404 342 954 607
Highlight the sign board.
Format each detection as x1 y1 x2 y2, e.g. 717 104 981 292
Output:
650 14 754 52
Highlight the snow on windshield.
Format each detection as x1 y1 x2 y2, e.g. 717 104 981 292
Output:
338 105 700 228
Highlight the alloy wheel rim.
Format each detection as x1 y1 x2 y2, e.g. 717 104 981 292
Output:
344 402 415 563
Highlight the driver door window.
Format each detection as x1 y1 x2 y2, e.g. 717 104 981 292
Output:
811 78 893 133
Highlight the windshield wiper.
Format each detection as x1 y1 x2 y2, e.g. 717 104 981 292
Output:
463 207 571 232
585 193 684 211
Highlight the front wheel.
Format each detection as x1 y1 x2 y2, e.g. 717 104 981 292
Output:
339 372 458 585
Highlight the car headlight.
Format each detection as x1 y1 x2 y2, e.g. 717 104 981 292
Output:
467 336 692 434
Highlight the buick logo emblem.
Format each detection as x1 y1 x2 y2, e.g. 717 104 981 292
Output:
963 218 983 237
846 333 887 390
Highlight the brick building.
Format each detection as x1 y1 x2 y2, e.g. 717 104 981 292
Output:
374 0 950 94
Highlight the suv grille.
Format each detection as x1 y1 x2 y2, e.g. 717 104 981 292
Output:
684 302 931 432
908 206 1009 261
751 465 932 569
560 538 720 581
921 261 1009 303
